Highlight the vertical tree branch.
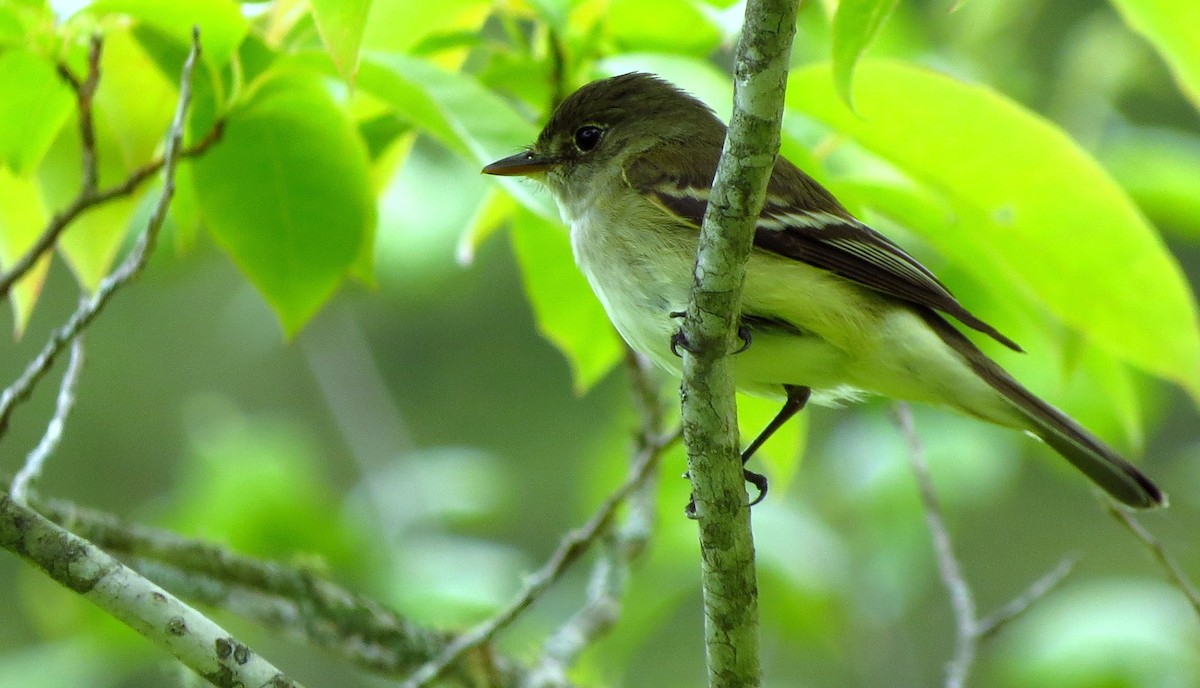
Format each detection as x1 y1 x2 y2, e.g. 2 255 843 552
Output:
678 2 799 686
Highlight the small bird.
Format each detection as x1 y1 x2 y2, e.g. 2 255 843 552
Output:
483 72 1164 509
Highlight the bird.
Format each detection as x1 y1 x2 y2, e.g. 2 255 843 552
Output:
482 72 1164 509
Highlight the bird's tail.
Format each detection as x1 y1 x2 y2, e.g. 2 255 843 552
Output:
918 310 1165 509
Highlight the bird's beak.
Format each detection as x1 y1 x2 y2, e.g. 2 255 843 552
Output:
482 150 558 177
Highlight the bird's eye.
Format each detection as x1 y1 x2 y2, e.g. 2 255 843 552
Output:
574 125 603 152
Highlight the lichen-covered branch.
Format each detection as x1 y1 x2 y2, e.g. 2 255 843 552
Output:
0 491 302 688
676 2 800 687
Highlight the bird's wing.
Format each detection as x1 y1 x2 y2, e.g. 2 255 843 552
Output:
623 150 1022 352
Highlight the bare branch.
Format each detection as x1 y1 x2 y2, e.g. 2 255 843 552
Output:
894 403 977 688
10 336 85 504
71 34 103 192
524 349 671 686
1108 505 1200 619
399 408 678 688
0 50 223 307
976 555 1077 640
0 29 305 688
0 27 212 438
894 403 1076 688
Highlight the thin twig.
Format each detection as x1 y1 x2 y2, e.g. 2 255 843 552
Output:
10 336 85 504
400 418 680 688
73 34 103 192
0 27 208 438
0 32 304 687
0 34 222 303
976 555 1077 639
1108 505 1200 619
894 403 976 688
893 403 1076 688
0 122 224 302
525 349 672 686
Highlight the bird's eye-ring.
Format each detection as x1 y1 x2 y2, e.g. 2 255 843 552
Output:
574 125 603 152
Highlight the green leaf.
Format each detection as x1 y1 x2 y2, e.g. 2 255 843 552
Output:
0 167 50 333
89 0 249 72
456 186 515 266
310 0 372 84
1109 0 1200 112
167 160 202 254
509 208 623 393
0 48 73 175
191 70 374 335
830 0 899 108
787 61 1200 398
360 0 489 55
37 113 142 291
91 28 178 179
1103 129 1200 239
608 0 721 55
0 7 23 45
354 53 554 218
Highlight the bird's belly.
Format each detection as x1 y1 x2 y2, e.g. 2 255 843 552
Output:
571 221 857 401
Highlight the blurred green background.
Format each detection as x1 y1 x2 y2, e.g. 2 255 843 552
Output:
1 0 1199 686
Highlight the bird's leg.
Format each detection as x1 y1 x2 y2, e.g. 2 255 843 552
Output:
740 384 811 506
685 384 811 518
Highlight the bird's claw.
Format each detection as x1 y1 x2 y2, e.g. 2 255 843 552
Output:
744 469 768 507
668 312 751 357
732 325 752 354
681 469 769 518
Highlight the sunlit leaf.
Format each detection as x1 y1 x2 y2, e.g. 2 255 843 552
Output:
608 0 721 55
310 0 372 84
0 168 50 333
37 113 142 291
1109 0 1200 111
355 53 554 218
457 186 515 266
831 0 899 107
1103 129 1200 239
191 71 374 335
788 61 1200 398
89 0 248 71
0 48 72 175
360 0 489 56
509 208 623 392
37 29 176 290
0 7 22 45
91 28 178 179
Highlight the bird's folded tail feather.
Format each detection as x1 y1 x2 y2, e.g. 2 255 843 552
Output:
917 310 1165 509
